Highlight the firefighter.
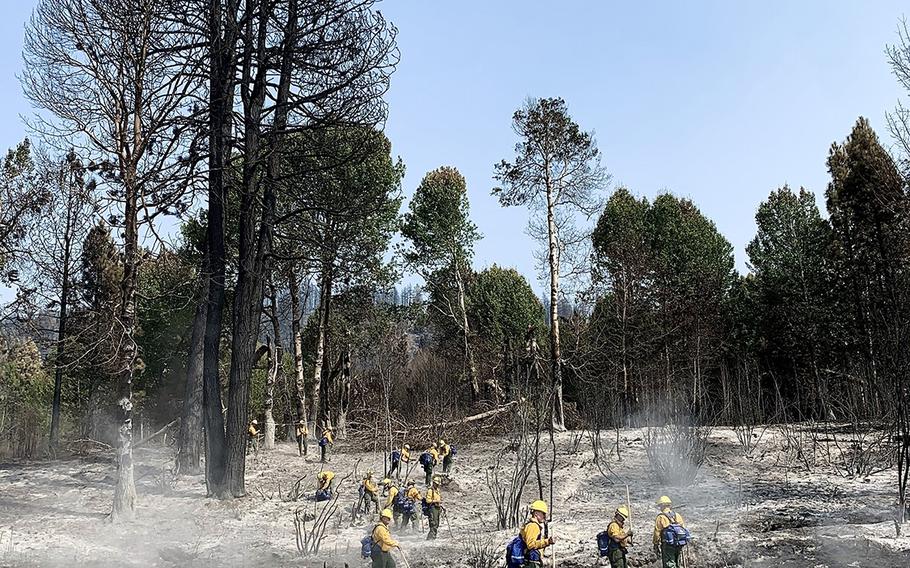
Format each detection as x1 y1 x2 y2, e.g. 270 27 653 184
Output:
316 470 334 501
606 506 633 568
520 500 556 568
361 472 380 515
389 444 410 479
438 439 454 474
295 419 308 457
401 479 421 531
653 496 687 568
247 420 260 453
382 478 400 525
425 475 442 540
422 443 439 486
370 508 400 568
319 426 334 463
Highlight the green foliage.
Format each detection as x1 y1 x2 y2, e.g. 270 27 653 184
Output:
0 338 52 457
401 166 479 273
468 265 544 349
135 249 197 421
586 188 736 415
279 127 403 288
745 186 834 416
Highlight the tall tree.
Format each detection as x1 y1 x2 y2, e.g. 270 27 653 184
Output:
10 151 95 452
0 140 50 273
278 127 402 435
493 97 608 428
746 186 833 418
826 118 910 417
23 0 201 519
590 187 653 419
401 167 482 400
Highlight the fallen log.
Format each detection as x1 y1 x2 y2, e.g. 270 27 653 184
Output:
135 418 179 448
394 399 522 435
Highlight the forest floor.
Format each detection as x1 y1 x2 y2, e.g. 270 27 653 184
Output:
0 425 908 568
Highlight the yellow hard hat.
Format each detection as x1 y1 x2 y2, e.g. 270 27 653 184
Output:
380 508 393 520
656 496 672 507
432 476 441 485
251 419 258 425
381 478 392 486
530 500 549 515
439 439 446 446
431 442 438 448
616 506 630 519
403 444 410 450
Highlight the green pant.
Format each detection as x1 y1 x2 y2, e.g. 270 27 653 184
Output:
661 544 682 568
320 445 328 463
427 505 440 540
370 549 396 568
608 547 627 568
424 465 433 485
402 511 418 531
442 455 453 474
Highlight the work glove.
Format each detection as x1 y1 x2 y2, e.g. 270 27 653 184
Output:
627 529 634 537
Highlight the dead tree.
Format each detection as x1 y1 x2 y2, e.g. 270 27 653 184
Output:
23 0 202 520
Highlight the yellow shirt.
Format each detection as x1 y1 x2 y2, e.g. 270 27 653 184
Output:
248 424 259 437
400 448 411 463
439 444 450 459
520 520 550 552
317 471 334 490
363 478 378 495
296 423 307 437
608 520 631 550
371 523 398 552
429 448 440 464
322 430 334 444
654 511 684 545
406 487 421 501
384 486 399 509
425 487 442 505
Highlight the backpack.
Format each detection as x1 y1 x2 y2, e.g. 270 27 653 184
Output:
362 524 384 559
319 436 328 448
661 512 690 547
419 452 432 467
400 496 415 515
315 489 331 502
360 534 373 558
391 450 401 463
505 535 526 568
450 445 457 457
596 531 612 557
420 498 431 517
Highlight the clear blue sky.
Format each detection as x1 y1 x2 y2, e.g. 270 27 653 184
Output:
2 1 907 293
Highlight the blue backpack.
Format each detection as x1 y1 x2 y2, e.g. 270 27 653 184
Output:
596 531 611 557
319 436 328 448
505 535 526 568
661 512 690 547
450 445 457 457
420 498 431 517
391 450 401 464
360 532 374 558
419 452 432 467
315 489 331 502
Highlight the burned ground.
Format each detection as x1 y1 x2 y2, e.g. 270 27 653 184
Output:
0 427 907 567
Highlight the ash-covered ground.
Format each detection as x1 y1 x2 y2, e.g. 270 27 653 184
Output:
1 426 908 567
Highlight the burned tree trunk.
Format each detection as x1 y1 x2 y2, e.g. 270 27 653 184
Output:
111 176 139 522
288 269 307 428
177 279 207 475
263 280 283 450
